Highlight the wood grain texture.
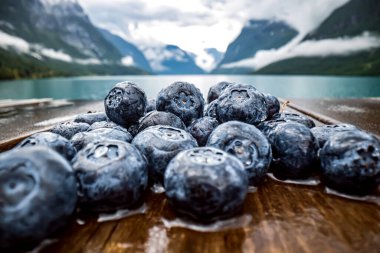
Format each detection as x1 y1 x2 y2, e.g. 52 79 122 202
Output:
38 181 380 253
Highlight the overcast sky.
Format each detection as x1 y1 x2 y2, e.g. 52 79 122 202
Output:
78 0 349 55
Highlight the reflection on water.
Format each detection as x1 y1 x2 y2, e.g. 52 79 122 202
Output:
1 75 380 100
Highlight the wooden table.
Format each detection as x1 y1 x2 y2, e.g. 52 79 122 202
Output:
0 99 379 253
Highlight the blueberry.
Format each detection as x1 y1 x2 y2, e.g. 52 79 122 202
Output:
156 81 205 126
188 117 219 146
138 111 186 133
264 94 280 119
216 83 267 124
257 119 287 137
51 121 90 140
145 98 156 113
164 147 248 222
71 128 133 151
16 132 76 161
72 140 148 212
204 100 218 119
104 81 147 127
0 147 77 252
74 112 108 125
207 121 272 185
264 122 319 180
87 120 129 134
271 112 315 128
132 125 198 185
319 130 380 195
207 81 234 103
311 124 358 148
128 123 140 137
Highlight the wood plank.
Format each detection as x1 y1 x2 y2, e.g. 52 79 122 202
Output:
0 98 53 109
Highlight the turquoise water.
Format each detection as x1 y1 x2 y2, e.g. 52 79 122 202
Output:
0 75 379 100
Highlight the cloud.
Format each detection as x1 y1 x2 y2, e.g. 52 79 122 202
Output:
121 56 134 66
0 30 104 64
78 0 349 55
0 30 30 53
40 48 72 62
221 32 380 70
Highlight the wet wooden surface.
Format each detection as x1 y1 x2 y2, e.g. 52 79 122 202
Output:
0 99 379 253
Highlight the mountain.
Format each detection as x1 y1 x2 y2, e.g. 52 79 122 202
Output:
0 0 146 79
255 0 380 76
304 0 380 40
143 45 204 75
194 48 224 72
213 19 298 73
98 28 152 73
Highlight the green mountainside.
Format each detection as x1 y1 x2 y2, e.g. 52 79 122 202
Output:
256 49 380 76
0 0 146 79
0 48 146 80
254 0 380 76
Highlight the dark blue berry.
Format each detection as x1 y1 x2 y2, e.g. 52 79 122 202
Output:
51 121 90 140
74 112 108 125
188 117 219 147
216 83 267 124
207 81 234 103
264 94 280 119
132 126 198 185
271 112 315 128
138 111 186 133
264 122 319 180
87 120 129 134
72 140 148 212
70 128 133 151
204 100 218 119
311 123 358 148
156 81 205 126
320 130 380 195
104 81 147 127
164 147 248 222
207 121 272 185
16 132 76 161
0 147 77 252
145 98 156 113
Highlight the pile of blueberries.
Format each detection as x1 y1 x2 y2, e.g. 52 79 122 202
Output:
1 81 380 252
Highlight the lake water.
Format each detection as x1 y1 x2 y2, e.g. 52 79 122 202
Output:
0 75 379 100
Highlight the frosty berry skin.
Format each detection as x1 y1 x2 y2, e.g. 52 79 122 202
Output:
264 93 280 119
51 121 90 140
215 83 267 125
16 132 76 160
132 125 198 185
207 121 272 185
72 140 148 212
264 122 319 180
164 147 248 222
271 112 315 128
70 128 133 151
320 130 380 195
187 116 219 146
207 81 234 103
137 111 186 133
0 147 77 252
156 81 205 126
74 112 108 125
104 81 147 127
311 123 358 148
